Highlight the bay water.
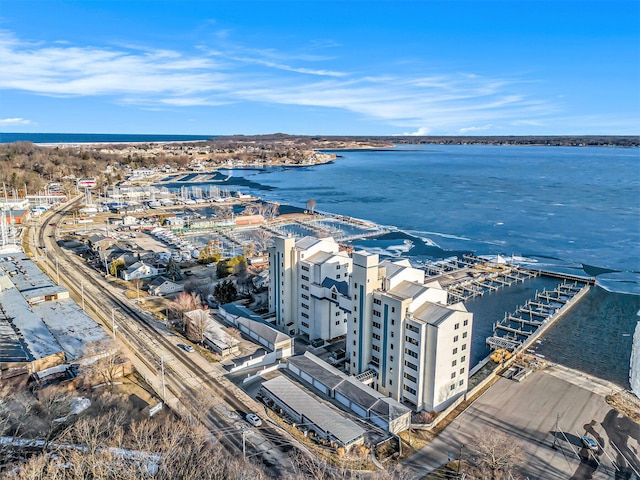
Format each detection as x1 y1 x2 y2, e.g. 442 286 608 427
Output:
216 144 639 387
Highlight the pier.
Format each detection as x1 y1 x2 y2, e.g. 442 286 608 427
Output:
486 280 591 353
425 255 540 304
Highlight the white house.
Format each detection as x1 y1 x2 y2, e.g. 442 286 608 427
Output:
122 261 158 281
147 276 183 296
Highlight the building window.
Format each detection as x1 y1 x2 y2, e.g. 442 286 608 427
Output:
301 293 309 300
374 298 381 305
405 336 419 346
301 284 309 291
453 347 458 355
403 385 417 395
373 333 381 340
461 355 466 362
302 275 309 281
459 380 464 386
405 348 418 358
451 372 457 379
391 307 395 313
450 384 455 391
336 274 341 279
301 303 309 309
391 319 395 325
463 319 469 326
335 321 340 326
354 294 357 300
331 293 337 300
336 264 341 270
460 367 465 374
407 324 419 333
353 361 356 367
373 310 381 317
453 335 459 342
335 311 341 316
371 355 380 365
373 321 381 329
462 344 467 351
355 282 358 288
301 265 309 272
301 312 309 319
404 361 418 371
462 331 468 338
390 343 394 350
372 345 380 352
301 321 309 328
452 359 457 367
389 380 392 385
404 372 417 383
353 340 356 346
390 355 394 361
454 323 460 330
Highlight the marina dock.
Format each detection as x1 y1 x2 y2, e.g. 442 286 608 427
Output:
425 254 540 304
486 280 591 352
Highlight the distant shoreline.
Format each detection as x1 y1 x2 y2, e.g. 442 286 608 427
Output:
1 133 638 147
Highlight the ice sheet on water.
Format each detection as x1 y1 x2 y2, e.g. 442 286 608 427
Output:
630 319 640 398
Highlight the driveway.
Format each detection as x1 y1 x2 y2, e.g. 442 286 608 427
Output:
404 366 639 479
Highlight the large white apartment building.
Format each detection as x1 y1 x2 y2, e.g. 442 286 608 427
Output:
348 251 473 412
268 236 352 342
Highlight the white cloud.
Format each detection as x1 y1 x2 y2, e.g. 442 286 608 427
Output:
459 124 494 133
397 127 432 136
0 117 33 126
0 29 561 133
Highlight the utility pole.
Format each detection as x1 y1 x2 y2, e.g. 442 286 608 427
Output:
111 308 117 340
242 428 246 458
161 357 166 400
457 444 464 475
552 413 559 449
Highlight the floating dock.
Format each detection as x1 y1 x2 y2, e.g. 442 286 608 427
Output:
486 280 591 352
425 254 540 304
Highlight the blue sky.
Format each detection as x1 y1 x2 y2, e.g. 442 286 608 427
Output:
0 0 638 135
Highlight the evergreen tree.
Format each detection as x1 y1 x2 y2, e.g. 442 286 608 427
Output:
165 258 183 281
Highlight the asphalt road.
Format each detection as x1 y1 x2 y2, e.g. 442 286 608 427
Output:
404 368 639 479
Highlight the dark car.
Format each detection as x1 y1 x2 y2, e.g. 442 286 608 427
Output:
49 223 57 226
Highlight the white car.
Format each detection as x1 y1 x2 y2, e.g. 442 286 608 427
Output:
245 413 262 427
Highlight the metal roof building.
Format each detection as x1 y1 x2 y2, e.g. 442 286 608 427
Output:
260 376 365 448
287 352 411 434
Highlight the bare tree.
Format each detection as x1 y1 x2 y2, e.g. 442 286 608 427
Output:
185 311 207 343
254 228 272 253
169 291 201 330
466 430 523 479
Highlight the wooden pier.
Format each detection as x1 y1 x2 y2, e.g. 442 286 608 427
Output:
486 280 591 352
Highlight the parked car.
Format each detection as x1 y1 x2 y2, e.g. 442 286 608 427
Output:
245 413 262 427
178 344 195 353
580 435 598 451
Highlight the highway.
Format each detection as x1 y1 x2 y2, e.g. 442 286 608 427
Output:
28 197 298 475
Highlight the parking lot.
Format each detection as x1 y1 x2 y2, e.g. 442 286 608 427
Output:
405 365 639 479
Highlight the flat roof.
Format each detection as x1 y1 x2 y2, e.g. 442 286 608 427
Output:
288 353 347 390
0 256 67 301
0 313 29 362
33 298 109 360
387 280 430 300
0 276 62 360
261 376 365 446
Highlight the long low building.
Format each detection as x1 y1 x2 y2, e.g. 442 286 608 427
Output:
259 376 366 449
0 249 112 379
219 303 293 359
287 352 411 434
